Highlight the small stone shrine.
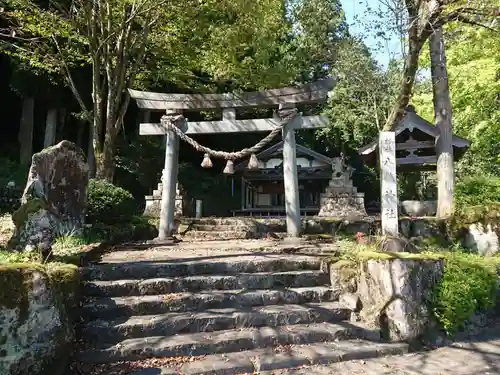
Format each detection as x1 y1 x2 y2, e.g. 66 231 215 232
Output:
8 141 89 252
318 154 366 217
143 182 183 218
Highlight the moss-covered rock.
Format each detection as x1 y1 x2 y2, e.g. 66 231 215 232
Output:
0 263 79 375
11 199 47 229
8 141 90 253
357 257 444 342
328 260 358 293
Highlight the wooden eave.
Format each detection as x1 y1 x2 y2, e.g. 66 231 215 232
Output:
234 141 333 171
358 109 471 169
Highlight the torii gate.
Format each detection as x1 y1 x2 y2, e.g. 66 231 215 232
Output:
129 78 335 242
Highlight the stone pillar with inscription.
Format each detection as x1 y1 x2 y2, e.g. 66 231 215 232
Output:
379 131 399 236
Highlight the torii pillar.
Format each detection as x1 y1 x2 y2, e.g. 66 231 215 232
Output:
129 78 335 241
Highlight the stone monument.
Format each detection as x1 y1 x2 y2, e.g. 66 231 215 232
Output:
8 141 89 252
318 153 366 217
379 131 398 236
143 182 183 218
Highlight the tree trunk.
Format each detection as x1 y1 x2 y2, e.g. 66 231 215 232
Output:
97 132 116 182
87 122 97 178
58 107 67 142
383 31 424 130
19 97 35 166
44 108 57 148
429 27 455 218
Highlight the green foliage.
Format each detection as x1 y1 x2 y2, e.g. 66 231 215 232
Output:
431 252 499 334
88 215 158 243
454 175 500 207
178 162 240 216
328 238 500 335
86 179 138 224
413 26 500 177
0 250 42 264
321 39 400 150
398 171 437 201
0 158 29 188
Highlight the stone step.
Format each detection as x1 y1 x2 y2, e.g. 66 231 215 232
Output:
82 255 323 281
179 218 255 226
189 224 253 231
77 322 382 363
125 340 409 375
181 230 251 241
82 302 350 344
82 286 340 320
83 270 329 297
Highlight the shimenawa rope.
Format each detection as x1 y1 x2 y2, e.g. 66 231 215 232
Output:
160 108 298 173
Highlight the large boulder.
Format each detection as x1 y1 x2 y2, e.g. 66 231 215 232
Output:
357 257 444 342
8 141 89 252
0 265 78 375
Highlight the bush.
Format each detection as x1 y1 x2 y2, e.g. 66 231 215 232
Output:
431 252 499 334
88 215 158 242
455 175 500 207
86 179 138 224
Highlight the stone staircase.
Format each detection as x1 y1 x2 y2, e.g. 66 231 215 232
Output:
179 218 256 241
76 247 408 374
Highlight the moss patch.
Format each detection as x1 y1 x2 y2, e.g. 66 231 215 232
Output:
11 198 47 229
355 250 444 261
328 239 444 265
46 263 80 316
330 259 358 283
0 263 46 324
0 262 79 319
330 238 500 335
446 203 500 238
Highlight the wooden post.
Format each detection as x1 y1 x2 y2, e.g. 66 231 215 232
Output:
44 108 57 148
157 110 183 241
379 131 399 236
281 104 301 238
241 177 245 210
429 27 455 218
195 200 202 218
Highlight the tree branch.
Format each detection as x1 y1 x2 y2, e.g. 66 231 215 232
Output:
51 34 89 119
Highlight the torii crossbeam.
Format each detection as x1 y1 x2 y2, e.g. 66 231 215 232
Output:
129 78 335 241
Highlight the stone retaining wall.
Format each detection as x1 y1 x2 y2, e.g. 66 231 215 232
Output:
0 265 79 375
177 216 498 255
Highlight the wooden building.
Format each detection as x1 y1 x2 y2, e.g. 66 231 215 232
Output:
358 106 471 170
232 141 333 216
358 106 471 216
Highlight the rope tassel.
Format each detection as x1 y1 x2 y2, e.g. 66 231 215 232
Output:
223 160 234 174
201 153 213 168
247 153 260 170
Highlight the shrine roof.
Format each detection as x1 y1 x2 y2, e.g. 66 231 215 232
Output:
358 106 471 156
234 141 332 171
